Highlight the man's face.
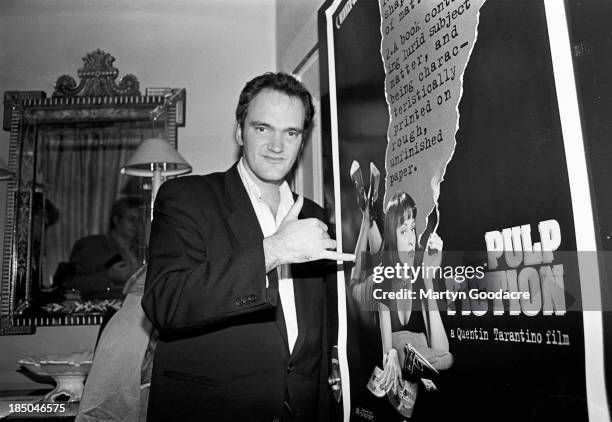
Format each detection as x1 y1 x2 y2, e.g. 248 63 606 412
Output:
115 208 139 240
236 89 305 187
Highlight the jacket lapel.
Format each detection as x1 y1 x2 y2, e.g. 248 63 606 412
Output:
224 164 262 248
224 163 290 352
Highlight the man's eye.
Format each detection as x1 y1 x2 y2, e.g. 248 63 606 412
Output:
255 126 266 133
288 131 297 137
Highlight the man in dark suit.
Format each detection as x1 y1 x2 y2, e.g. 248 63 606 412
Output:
142 72 354 421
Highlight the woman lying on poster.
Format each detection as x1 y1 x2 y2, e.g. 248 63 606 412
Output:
349 164 453 418
376 192 453 418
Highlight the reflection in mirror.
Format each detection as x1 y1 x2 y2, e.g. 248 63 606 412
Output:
37 122 153 302
1 49 185 333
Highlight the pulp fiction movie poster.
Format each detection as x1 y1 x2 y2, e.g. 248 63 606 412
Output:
320 0 607 420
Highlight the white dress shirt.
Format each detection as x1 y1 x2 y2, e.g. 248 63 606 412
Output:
237 158 298 353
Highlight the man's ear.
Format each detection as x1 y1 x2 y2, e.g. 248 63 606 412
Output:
235 124 244 146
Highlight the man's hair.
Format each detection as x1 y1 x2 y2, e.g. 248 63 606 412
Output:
110 196 141 230
235 72 315 135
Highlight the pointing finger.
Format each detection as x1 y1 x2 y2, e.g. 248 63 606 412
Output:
320 250 356 262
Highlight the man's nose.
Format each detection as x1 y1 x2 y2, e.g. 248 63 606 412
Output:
267 132 283 153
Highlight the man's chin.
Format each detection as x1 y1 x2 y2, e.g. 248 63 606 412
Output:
259 170 291 184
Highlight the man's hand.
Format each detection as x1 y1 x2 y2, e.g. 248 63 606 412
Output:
263 195 355 272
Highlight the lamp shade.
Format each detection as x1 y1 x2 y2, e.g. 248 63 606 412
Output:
0 157 14 181
121 138 191 177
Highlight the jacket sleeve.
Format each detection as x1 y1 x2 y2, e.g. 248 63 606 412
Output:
142 179 278 334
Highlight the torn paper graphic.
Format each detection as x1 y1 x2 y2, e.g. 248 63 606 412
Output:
380 0 486 241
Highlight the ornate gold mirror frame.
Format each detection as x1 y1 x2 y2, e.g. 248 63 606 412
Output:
1 50 185 334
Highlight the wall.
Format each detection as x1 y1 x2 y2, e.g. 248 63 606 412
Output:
276 0 321 73
0 0 276 390
276 0 324 204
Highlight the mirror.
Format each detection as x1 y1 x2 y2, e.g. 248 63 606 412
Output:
0 49 185 334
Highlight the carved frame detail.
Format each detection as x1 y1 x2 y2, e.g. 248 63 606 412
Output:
53 49 140 97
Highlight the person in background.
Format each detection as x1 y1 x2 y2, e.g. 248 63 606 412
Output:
62 196 141 299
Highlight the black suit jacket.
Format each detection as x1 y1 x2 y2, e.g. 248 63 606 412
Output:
142 163 330 422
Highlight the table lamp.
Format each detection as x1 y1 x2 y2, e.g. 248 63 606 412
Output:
121 138 192 218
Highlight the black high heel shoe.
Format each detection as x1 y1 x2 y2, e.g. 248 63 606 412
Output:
368 162 380 218
350 160 367 211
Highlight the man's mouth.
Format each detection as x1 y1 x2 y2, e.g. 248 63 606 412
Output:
263 156 285 163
